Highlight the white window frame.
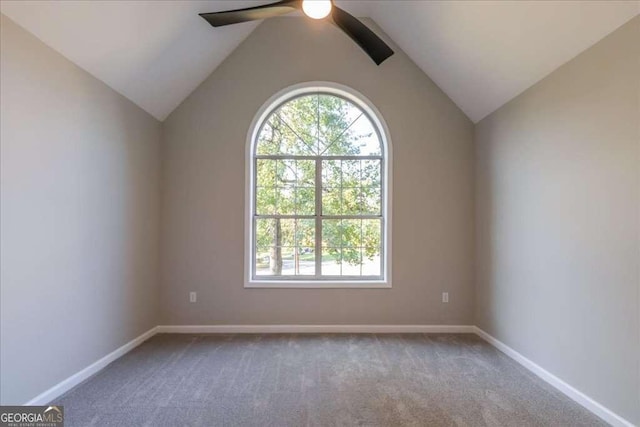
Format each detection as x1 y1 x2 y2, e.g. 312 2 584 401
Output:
244 82 392 288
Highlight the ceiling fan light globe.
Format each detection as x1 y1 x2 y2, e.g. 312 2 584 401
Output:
302 0 332 19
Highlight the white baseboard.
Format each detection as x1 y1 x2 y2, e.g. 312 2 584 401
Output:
473 326 635 427
23 323 634 427
156 324 475 334
24 326 158 406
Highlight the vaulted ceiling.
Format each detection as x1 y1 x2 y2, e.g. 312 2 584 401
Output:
1 1 637 122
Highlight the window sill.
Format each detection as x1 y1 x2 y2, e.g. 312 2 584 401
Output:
245 280 391 289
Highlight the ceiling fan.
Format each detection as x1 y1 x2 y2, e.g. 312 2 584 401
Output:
199 0 394 65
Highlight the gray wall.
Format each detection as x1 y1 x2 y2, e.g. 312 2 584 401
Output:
0 15 161 405
160 18 475 325
475 16 639 424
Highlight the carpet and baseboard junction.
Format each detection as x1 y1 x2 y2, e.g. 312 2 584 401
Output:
25 326 633 427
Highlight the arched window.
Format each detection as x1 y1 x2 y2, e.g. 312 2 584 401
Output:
246 83 391 288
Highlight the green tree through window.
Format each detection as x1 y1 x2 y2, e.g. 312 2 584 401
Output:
253 92 385 280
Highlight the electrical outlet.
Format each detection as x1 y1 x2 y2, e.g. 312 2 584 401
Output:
442 292 449 303
189 292 197 303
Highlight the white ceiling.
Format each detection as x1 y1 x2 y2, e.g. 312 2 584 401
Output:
1 1 638 122
371 1 639 122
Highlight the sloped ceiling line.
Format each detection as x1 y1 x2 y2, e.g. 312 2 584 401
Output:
1 0 637 122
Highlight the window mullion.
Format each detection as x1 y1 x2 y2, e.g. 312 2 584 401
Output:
253 157 258 280
380 157 385 277
315 157 322 276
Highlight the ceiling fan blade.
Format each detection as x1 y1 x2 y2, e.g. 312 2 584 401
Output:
329 6 394 66
200 0 301 27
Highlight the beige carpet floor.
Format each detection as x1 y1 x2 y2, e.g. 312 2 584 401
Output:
55 333 605 426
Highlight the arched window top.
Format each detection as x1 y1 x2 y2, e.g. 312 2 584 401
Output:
256 93 382 157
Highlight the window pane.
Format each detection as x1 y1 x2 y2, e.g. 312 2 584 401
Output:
362 187 381 215
256 218 293 249
276 159 296 187
280 247 296 276
279 219 295 247
296 160 315 187
255 118 280 155
362 247 381 276
276 187 295 215
362 219 382 253
255 219 271 249
341 187 361 215
320 160 383 216
318 95 360 154
321 219 341 248
321 247 342 276
256 187 276 215
296 247 316 275
362 160 381 187
341 248 362 276
322 187 341 215
295 219 315 248
255 220 317 277
277 97 318 154
341 219 361 248
341 160 360 186
255 217 289 277
295 187 315 215
322 114 382 156
255 246 272 276
348 114 381 156
322 160 341 185
319 248 362 277
256 115 313 156
256 94 382 157
256 159 276 187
